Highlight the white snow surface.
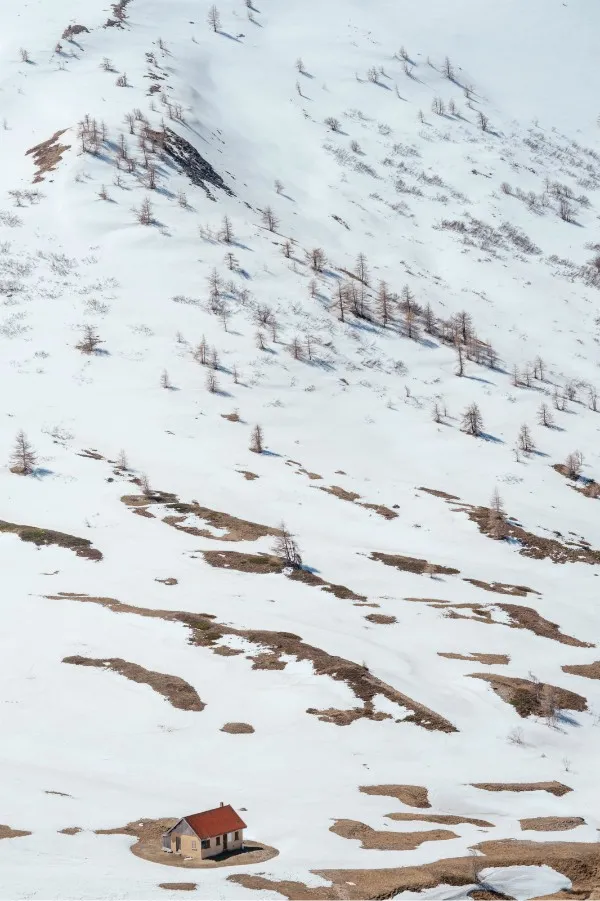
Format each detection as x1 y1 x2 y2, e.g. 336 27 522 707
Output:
1 0 600 898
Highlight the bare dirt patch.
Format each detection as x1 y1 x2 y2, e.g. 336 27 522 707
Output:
229 839 600 900
387 813 493 828
0 825 31 840
360 785 430 808
221 412 241 422
562 661 600 679
463 578 536 597
155 577 178 586
159 884 197 891
96 819 277 868
248 652 286 670
307 707 391 726
203 550 366 601
439 652 509 665
221 722 255 734
553 463 600 500
330 819 458 851
371 551 460 576
419 487 460 501
365 614 397 624
408 598 591 648
62 656 204 712
121 491 279 542
0 520 101 561
26 130 71 182
520 817 585 832
48 593 456 732
318 486 398 520
59 827 82 835
468 672 587 718
238 471 259 480
472 782 572 797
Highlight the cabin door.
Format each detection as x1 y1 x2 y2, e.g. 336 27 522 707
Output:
175 836 181 853
223 833 228 851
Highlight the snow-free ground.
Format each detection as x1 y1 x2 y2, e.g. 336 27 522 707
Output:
1 1 600 898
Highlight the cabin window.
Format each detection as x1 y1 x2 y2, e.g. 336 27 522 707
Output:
216 836 221 846
201 839 210 849
234 831 239 840
191 841 197 850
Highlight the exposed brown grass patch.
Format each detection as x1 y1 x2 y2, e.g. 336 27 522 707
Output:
330 819 457 851
472 782 572 797
0 520 101 561
96 819 278 868
553 463 600 500
230 839 600 900
159 884 197 891
122 491 279 542
468 672 587 718
221 412 241 422
562 661 600 679
365 614 397 624
439 652 509 665
155 577 178 586
520 817 584 832
220 722 255 734
307 707 391 726
387 813 493 827
360 784 430 808
371 552 459 576
59 827 82 835
0 825 31 840
26 130 70 182
419 487 461 500
463 578 536 597
249 652 286 670
203 550 366 600
318 486 398 520
213 646 243 657
408 598 590 648
238 471 259 480
62 656 204 711
48 593 456 732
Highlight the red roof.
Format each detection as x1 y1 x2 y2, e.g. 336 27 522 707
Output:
184 805 246 839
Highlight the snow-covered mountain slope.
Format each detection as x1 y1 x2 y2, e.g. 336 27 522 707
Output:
2 1 600 898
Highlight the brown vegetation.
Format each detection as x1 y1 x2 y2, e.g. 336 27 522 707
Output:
360 785 430 808
229 839 600 899
62 657 204 711
48 594 456 732
0 520 101 560
59 827 82 835
365 614 397 624
158 885 197 891
0 825 31 840
371 552 460 575
520 817 584 832
387 813 493 827
463 579 536 597
318 486 398 520
472 782 572 797
220 722 255 734
330 819 458 851
562 661 600 679
439 652 509 665
469 672 587 718
26 130 70 182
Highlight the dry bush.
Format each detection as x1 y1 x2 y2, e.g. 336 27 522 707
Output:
77 325 103 354
273 522 302 569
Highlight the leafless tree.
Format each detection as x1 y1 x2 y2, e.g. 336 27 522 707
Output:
140 472 153 498
135 196 153 225
442 56 454 79
553 386 567 411
307 247 327 273
207 267 222 300
432 401 443 424
10 430 37 475
537 402 554 428
220 215 234 244
558 198 575 223
233 363 239 384
116 72 128 87
350 139 362 154
532 355 546 380
194 335 209 366
432 96 445 116
116 449 129 470
256 330 267 351
487 487 506 539
295 57 305 74
324 116 342 133
518 424 535 454
477 110 489 132
334 281 346 322
589 386 598 412
274 179 284 194
376 281 392 327
565 451 583 480
355 252 369 284
261 206 279 232
224 251 238 271
19 48 30 63
77 325 103 354
161 369 171 389
273 522 302 569
290 335 303 360
101 57 114 72
461 402 483 437
455 342 465 377
250 424 264 453
282 239 292 258
207 4 221 31
206 369 219 393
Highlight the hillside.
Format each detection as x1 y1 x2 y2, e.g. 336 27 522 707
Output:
2 1 600 899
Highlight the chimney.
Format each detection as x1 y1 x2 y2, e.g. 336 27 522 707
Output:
220 801 224 807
